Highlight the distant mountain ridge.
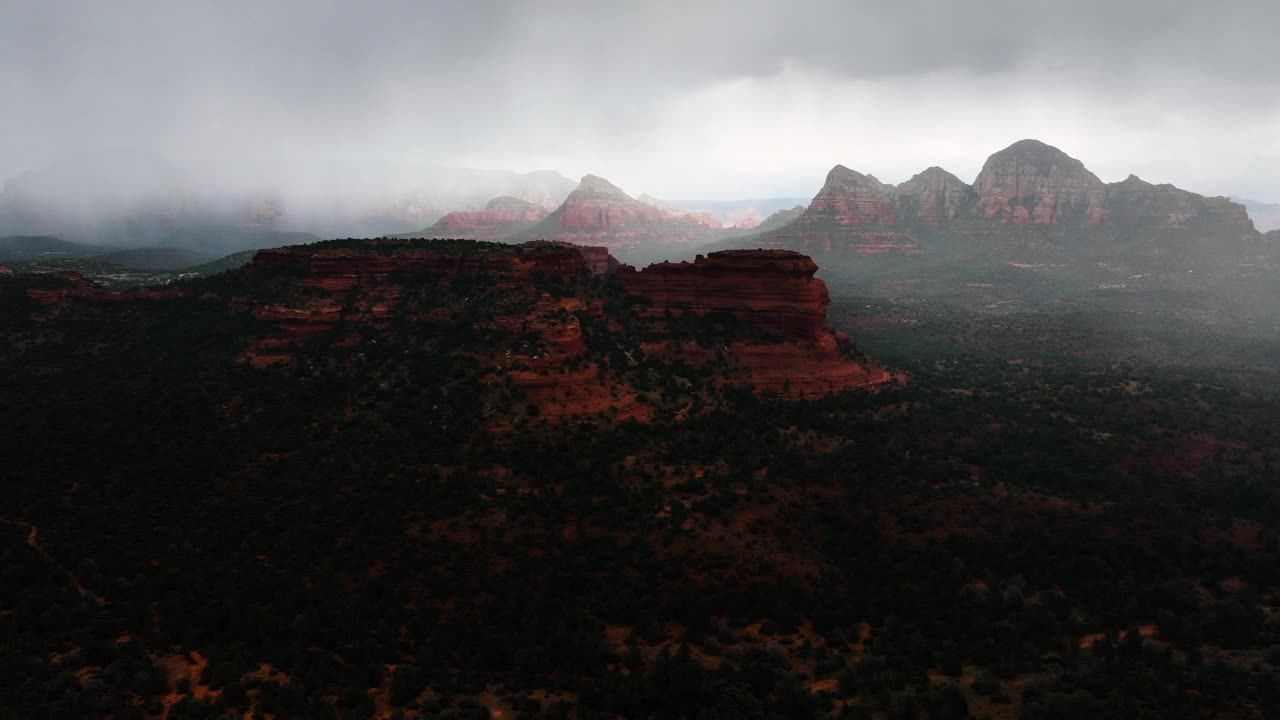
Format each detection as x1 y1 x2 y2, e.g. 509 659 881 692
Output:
699 139 1279 317
667 197 811 228
718 139 1264 262
513 174 726 264
0 161 578 253
0 235 108 260
396 196 549 241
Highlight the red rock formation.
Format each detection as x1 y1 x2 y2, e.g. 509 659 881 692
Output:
25 272 185 318
726 334 891 397
241 241 602 338
1104 174 1256 240
559 243 618 275
684 210 723 229
518 175 721 257
894 167 976 225
972 139 1108 226
617 250 890 398
398 196 548 241
248 239 608 287
801 165 898 227
239 239 656 418
702 139 1268 267
618 250 829 338
750 167 921 255
0 264 14 277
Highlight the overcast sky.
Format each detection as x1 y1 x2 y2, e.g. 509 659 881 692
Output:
2 0 1278 202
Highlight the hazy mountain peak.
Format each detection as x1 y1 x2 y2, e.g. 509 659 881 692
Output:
823 164 884 190
484 196 542 211
980 139 1098 182
576 174 629 198
636 193 671 209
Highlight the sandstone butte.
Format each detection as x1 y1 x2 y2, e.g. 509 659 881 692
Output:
227 240 888 408
615 250 891 397
515 175 723 256
10 240 889 413
745 138 1263 255
397 196 548 242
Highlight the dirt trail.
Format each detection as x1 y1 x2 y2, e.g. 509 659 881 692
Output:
0 516 106 607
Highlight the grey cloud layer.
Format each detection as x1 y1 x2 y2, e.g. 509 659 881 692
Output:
1 0 1277 199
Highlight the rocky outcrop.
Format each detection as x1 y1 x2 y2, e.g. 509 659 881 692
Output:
255 238 607 287
801 165 898 227
517 175 722 259
1105 175 1256 241
744 168 921 256
972 139 1108 226
616 250 890 397
397 196 548 241
0 264 13 277
712 139 1268 266
683 210 724 229
617 250 830 338
568 243 618 275
237 240 616 372
234 238 660 418
895 167 976 225
552 175 667 232
25 271 184 318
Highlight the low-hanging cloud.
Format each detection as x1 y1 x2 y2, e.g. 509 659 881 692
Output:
1 0 1278 203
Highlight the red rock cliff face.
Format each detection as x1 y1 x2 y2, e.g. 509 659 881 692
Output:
240 241 605 346
712 138 1267 264
617 250 829 339
758 167 920 255
236 239 651 419
895 167 976 225
0 265 14 277
561 243 617 275
617 250 890 397
519 175 720 257
249 239 604 285
400 196 549 241
1104 175 1257 241
801 165 897 227
972 139 1108 226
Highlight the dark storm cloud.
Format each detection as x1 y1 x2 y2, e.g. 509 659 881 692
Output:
1 0 1277 200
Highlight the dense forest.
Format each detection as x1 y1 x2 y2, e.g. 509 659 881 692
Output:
2 245 1279 719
